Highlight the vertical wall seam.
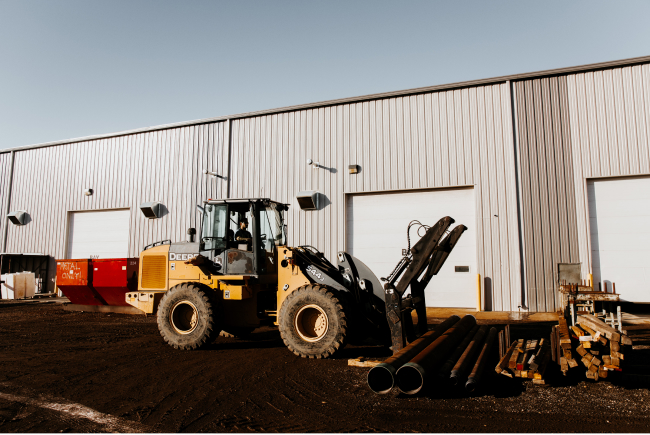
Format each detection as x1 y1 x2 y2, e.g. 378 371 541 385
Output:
2 151 16 253
509 81 527 309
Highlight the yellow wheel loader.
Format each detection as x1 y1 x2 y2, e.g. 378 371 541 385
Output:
126 198 467 358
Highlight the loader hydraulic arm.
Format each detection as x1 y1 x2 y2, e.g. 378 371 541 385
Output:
383 216 467 353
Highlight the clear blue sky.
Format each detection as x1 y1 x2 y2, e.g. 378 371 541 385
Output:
1 0 649 150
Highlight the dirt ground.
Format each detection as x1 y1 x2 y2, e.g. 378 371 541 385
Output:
2 301 650 433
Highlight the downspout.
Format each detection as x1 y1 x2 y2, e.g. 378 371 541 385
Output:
508 80 528 311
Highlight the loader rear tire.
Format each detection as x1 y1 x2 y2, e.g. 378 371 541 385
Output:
157 283 219 350
279 284 348 359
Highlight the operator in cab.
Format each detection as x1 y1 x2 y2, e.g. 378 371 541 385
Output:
235 217 252 250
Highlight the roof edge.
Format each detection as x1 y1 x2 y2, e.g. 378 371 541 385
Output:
3 54 650 154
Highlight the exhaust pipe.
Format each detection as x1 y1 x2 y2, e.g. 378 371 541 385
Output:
367 315 460 394
449 325 488 385
395 314 477 395
437 324 480 382
466 327 498 392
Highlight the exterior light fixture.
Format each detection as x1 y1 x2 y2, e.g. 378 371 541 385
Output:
140 201 163 219
307 159 320 170
296 191 319 210
202 169 227 180
84 188 93 196
7 210 28 226
348 165 360 174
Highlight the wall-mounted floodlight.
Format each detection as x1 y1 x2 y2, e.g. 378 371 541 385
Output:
140 201 163 219
307 159 321 170
348 165 360 174
7 210 28 226
202 169 227 180
296 191 319 210
83 188 93 196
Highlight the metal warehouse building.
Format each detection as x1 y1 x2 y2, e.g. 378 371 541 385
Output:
2 55 650 312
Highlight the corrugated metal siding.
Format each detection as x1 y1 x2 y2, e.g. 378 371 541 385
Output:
0 152 12 251
5 122 228 259
230 83 522 311
513 76 579 312
566 64 650 276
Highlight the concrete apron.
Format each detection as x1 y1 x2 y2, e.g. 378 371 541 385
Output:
419 307 558 324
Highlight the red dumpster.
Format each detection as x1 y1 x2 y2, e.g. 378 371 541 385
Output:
92 258 139 306
56 259 105 305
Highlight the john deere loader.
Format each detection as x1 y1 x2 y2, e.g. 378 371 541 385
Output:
126 198 466 358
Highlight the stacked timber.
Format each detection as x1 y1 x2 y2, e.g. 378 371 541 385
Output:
555 314 579 374
550 313 632 381
367 315 499 395
494 337 552 384
572 314 632 381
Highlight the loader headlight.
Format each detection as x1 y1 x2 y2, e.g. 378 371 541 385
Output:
359 279 367 291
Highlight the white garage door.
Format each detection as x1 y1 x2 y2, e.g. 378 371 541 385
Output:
67 209 131 259
346 188 477 308
588 177 650 302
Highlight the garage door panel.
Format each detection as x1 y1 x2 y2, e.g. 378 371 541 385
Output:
591 233 650 252
347 188 477 308
68 209 130 259
590 216 650 236
588 179 650 201
589 177 650 303
589 199 650 218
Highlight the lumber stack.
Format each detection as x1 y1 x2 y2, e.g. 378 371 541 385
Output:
554 313 632 381
495 337 552 384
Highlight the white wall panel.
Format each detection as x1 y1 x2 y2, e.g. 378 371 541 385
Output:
567 64 650 277
229 84 521 311
4 122 229 270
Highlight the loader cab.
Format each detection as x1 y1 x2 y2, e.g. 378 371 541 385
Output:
199 198 288 276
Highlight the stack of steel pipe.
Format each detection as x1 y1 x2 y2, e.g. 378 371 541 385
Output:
367 314 499 395
367 315 460 394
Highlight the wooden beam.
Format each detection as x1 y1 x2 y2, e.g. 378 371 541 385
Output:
576 344 588 357
577 314 621 342
496 341 517 374
509 339 524 369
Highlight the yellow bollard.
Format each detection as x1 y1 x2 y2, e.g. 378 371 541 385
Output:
477 273 482 312
589 273 594 289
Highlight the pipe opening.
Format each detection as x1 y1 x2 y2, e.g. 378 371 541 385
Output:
367 365 395 394
396 365 424 395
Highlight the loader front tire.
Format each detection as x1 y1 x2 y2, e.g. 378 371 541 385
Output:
157 283 219 350
279 284 348 359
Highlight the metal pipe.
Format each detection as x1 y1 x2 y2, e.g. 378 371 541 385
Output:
395 314 477 395
465 327 498 392
437 325 479 382
367 315 460 394
449 325 488 385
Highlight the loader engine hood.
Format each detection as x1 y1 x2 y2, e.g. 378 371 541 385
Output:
168 242 200 261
